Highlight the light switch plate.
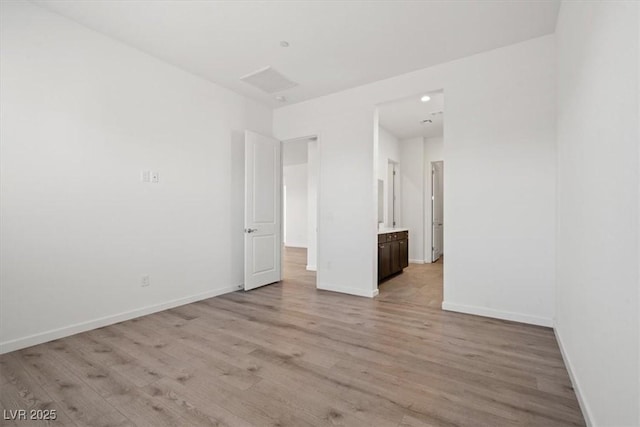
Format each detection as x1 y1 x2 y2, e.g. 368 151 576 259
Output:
151 171 159 183
141 170 151 183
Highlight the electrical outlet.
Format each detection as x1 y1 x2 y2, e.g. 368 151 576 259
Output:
151 171 159 183
141 275 150 287
141 170 151 183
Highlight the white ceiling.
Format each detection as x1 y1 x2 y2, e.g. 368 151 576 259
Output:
33 0 560 108
379 92 444 140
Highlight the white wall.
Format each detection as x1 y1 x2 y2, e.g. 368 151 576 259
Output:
283 140 308 166
307 139 319 270
378 126 400 227
424 137 444 263
399 137 424 262
555 2 640 426
275 103 378 297
274 35 556 315
283 163 308 248
0 1 272 352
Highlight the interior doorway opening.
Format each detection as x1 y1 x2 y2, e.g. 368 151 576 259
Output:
281 135 318 288
374 90 445 307
431 160 444 262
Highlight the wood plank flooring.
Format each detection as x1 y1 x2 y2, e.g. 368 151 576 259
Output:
0 248 584 426
378 258 443 308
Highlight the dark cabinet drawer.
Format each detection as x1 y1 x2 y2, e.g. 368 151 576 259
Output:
380 231 409 242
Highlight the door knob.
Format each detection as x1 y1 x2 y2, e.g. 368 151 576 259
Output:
245 228 258 233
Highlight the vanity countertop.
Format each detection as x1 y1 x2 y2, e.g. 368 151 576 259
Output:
377 227 409 235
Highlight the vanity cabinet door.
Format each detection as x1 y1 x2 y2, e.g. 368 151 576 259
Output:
399 239 409 269
378 243 391 280
390 240 401 273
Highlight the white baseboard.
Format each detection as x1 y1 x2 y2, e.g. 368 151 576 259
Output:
306 265 317 271
409 259 424 264
0 285 240 354
554 327 594 427
441 301 553 327
317 282 378 298
284 244 307 249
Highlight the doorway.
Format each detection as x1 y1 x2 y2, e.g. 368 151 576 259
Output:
374 90 445 306
243 131 318 291
281 136 318 287
431 161 444 262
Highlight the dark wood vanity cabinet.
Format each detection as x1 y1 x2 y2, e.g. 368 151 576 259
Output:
378 231 409 282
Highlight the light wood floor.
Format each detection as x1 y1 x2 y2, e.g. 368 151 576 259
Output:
378 258 443 309
0 248 584 426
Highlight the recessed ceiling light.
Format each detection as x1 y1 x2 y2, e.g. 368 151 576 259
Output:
420 95 431 103
280 41 290 47
275 95 287 102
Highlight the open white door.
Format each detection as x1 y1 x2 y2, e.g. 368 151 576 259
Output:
432 161 444 262
244 131 282 291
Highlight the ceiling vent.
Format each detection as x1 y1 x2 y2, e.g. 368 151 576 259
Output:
240 66 298 94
